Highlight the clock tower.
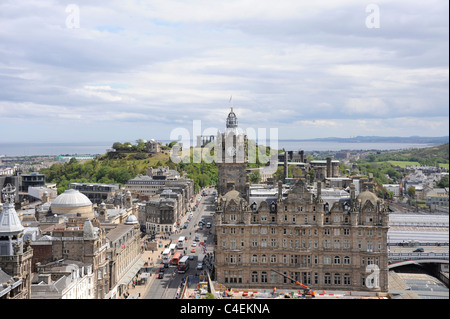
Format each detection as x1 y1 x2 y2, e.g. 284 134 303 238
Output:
217 107 248 198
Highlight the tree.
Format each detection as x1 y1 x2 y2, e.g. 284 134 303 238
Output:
112 142 123 150
249 170 261 183
407 186 416 198
273 166 285 181
436 176 449 188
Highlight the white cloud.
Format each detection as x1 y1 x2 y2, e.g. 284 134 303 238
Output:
0 0 448 142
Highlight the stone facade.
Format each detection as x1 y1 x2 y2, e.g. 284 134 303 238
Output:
214 179 389 293
217 107 248 198
142 197 178 234
48 218 110 299
0 184 33 299
146 139 162 153
104 221 142 298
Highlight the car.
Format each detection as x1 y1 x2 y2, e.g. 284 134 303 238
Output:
192 242 197 247
189 255 194 260
197 263 203 270
191 248 196 253
156 272 164 279
413 247 424 252
194 236 200 242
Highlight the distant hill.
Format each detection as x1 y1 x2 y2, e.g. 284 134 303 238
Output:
288 136 449 144
360 142 449 166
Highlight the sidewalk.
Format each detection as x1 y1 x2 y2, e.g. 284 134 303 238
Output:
121 236 171 299
122 190 205 299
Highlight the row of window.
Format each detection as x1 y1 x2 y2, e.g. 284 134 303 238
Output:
220 237 383 251
223 253 380 266
226 213 381 225
222 226 383 237
223 270 367 287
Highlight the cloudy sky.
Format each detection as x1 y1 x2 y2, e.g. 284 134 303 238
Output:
0 0 448 143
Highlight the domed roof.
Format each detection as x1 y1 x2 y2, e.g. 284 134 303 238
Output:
356 190 379 205
125 214 138 225
52 189 92 208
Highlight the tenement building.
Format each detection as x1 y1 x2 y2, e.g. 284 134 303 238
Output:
214 177 389 292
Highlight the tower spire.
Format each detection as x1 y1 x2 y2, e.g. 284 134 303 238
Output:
226 104 238 129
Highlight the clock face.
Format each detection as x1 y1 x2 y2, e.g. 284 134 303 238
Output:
227 146 236 157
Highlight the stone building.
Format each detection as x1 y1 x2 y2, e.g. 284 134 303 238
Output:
125 172 193 200
68 182 121 205
31 260 94 299
47 218 110 299
104 215 143 299
217 107 248 198
0 184 33 299
214 178 389 292
309 158 341 181
146 139 162 153
50 189 95 219
142 196 179 235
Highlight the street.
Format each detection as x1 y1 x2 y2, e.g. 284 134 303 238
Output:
144 188 216 299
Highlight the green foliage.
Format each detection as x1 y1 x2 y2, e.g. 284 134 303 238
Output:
359 143 449 167
358 162 405 184
41 157 135 194
177 160 218 193
407 186 416 198
437 176 449 188
112 140 147 152
356 143 449 186
249 170 261 183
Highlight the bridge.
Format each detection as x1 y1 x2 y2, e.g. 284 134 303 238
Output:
388 252 449 269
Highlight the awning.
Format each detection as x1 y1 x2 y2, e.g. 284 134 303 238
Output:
117 258 146 287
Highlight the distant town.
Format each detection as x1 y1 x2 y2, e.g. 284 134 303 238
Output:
0 109 448 300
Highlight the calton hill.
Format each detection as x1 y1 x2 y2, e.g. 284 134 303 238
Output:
40 139 449 198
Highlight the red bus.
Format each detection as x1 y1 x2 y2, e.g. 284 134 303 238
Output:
171 252 182 265
177 256 190 273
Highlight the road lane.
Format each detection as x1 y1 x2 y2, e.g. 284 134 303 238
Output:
145 188 216 299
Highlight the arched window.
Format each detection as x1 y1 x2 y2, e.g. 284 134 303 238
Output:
261 254 267 263
334 256 341 264
270 254 277 263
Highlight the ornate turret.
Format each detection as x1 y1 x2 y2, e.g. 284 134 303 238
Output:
0 184 25 256
226 107 238 129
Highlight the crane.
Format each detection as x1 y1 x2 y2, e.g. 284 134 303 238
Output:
271 269 316 297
